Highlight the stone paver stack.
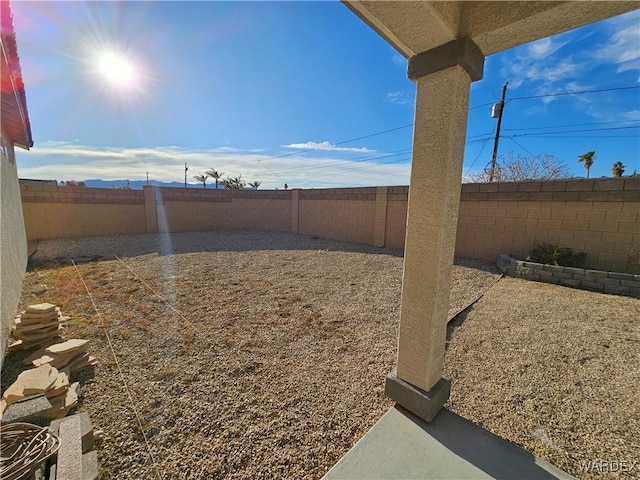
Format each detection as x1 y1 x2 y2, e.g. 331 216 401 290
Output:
3 305 98 424
3 305 100 477
28 339 97 373
0 364 79 422
9 303 68 351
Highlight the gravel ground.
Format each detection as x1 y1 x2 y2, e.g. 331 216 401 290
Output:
445 277 640 479
2 231 638 479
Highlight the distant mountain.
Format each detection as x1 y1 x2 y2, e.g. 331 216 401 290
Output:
83 179 224 190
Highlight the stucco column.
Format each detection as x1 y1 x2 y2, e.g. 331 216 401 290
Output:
385 38 484 422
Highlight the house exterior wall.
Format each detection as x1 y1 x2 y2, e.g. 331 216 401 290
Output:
1 140 28 367
20 178 640 274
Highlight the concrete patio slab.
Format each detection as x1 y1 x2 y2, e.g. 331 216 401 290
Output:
323 406 575 480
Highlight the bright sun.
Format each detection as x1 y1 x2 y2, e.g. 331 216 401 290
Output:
96 52 137 88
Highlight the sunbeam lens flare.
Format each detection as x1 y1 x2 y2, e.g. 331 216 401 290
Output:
97 52 136 87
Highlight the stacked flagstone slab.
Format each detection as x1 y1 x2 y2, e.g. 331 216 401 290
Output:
29 339 97 374
0 364 80 422
9 303 68 352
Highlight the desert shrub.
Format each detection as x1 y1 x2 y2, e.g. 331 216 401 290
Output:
526 243 586 268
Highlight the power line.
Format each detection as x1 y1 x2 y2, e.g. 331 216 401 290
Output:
264 134 495 180
257 85 638 184
492 124 638 157
261 131 494 180
503 119 639 132
504 135 639 139
467 130 496 139
463 127 496 179
259 100 506 170
511 125 638 137
323 156 413 176
265 149 413 177
255 124 414 182
469 101 494 111
505 136 534 155
256 158 288 183
467 136 495 144
259 124 414 165
508 85 639 102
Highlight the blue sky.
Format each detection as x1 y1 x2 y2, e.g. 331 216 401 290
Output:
11 1 640 188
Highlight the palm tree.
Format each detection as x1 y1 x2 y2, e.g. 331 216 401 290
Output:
577 151 595 179
205 169 224 189
248 180 262 189
612 161 625 178
193 173 208 188
223 176 246 189
231 176 246 189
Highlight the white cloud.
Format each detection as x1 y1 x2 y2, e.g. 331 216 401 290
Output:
391 53 405 67
583 104 640 123
619 109 640 122
505 10 640 90
387 91 413 105
534 80 591 105
16 142 408 188
282 141 374 153
526 37 569 60
592 11 640 74
506 58 580 89
503 34 577 89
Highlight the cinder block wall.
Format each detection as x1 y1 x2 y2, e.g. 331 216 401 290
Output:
384 186 409 249
456 179 639 274
20 178 639 274
20 185 146 239
154 187 291 233
20 185 292 238
298 188 377 245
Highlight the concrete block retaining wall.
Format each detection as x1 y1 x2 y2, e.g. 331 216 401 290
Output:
497 254 640 298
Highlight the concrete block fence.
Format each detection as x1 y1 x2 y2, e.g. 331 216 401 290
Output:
20 177 640 274
497 254 640 298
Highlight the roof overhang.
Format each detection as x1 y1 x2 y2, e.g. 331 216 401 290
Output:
344 1 639 58
1 0 33 150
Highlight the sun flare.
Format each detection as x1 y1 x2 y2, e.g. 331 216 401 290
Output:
97 52 136 87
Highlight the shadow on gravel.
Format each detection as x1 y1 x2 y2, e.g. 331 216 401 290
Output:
29 231 503 275
445 309 472 348
28 231 406 269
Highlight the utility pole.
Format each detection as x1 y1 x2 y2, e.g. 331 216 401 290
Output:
489 82 508 182
184 162 188 188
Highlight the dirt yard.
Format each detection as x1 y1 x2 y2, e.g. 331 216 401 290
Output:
2 231 638 479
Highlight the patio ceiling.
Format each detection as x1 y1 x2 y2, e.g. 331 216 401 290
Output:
344 1 639 58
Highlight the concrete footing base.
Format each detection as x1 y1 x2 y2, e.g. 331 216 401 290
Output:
385 371 450 422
